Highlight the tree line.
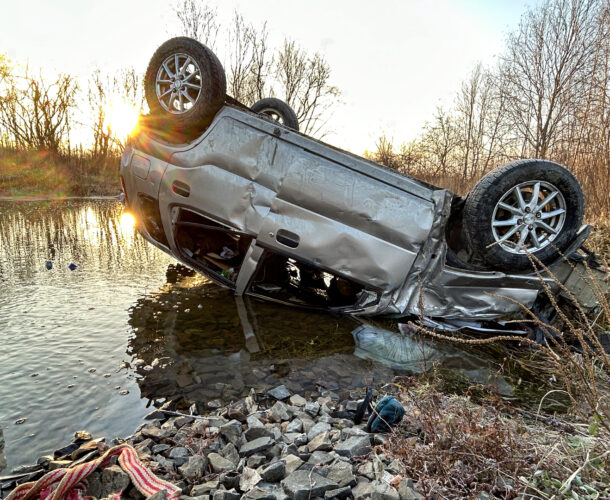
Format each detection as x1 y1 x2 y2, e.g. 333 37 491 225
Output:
368 0 610 217
1 0 608 217
0 1 339 166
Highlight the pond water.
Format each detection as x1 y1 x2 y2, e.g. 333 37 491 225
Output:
0 199 541 473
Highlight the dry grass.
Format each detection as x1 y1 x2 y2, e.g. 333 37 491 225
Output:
383 377 610 499
0 148 119 198
393 228 610 497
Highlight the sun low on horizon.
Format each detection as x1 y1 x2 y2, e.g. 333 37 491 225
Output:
104 100 141 140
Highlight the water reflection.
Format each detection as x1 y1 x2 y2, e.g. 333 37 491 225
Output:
127 270 385 408
0 199 174 472
128 267 516 411
0 424 6 473
0 199 535 474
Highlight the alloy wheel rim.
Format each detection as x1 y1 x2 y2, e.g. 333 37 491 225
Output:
259 108 285 125
491 180 567 254
156 53 202 114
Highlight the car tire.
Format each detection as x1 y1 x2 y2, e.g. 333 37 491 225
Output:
144 37 226 142
251 98 299 131
463 159 584 271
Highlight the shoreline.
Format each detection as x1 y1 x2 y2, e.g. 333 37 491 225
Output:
2 382 607 500
0 195 119 201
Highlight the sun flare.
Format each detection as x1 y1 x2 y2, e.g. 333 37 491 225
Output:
105 100 140 139
120 211 136 231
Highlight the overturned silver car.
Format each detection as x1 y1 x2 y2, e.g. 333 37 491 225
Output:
120 37 606 320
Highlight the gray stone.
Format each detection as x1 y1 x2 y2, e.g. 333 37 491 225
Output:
247 454 267 468
345 400 361 412
148 489 167 500
134 438 154 454
154 454 176 470
289 394 307 407
341 427 369 439
240 436 275 457
219 471 241 490
207 416 229 427
191 480 219 496
326 461 356 488
268 385 291 400
271 427 283 442
299 417 316 434
329 429 341 443
397 481 424 500
373 434 388 446
269 401 291 422
307 432 332 452
178 455 207 482
213 489 240 500
260 460 286 482
208 452 235 473
357 461 375 480
240 466 263 491
335 435 371 458
169 447 190 463
245 426 274 441
324 486 352 499
286 419 303 434
152 443 171 454
283 454 304 475
303 402 320 417
385 459 402 475
307 422 331 441
369 480 400 500
281 470 338 500
174 416 194 428
100 465 130 497
307 451 334 466
220 442 240 466
282 443 299 457
263 444 282 460
331 418 353 429
284 433 308 446
86 471 102 497
352 481 375 500
247 414 266 428
220 419 243 445
244 482 290 500
141 424 170 440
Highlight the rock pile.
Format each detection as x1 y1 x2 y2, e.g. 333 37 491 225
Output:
126 387 424 499
1 387 426 499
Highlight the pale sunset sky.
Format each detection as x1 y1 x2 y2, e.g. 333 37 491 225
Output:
0 0 532 152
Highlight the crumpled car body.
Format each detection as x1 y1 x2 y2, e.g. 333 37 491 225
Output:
120 105 606 320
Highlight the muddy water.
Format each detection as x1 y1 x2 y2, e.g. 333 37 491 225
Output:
0 199 529 473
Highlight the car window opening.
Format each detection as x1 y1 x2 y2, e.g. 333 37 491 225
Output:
250 250 365 308
174 209 252 284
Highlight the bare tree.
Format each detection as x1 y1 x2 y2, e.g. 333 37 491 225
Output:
0 68 78 153
87 70 112 159
227 12 271 103
173 0 219 49
113 67 144 110
420 108 460 177
275 40 340 137
501 0 600 158
172 5 340 138
0 54 9 84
